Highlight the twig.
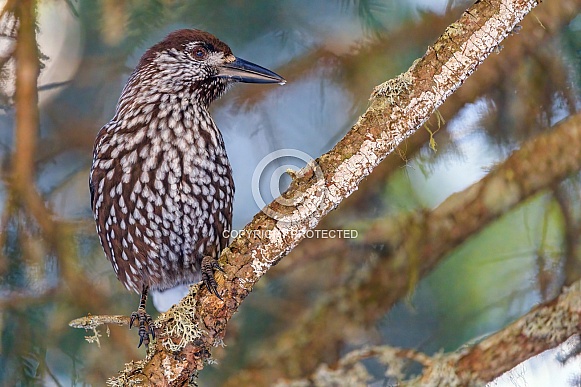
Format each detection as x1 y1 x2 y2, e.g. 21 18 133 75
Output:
69 314 132 330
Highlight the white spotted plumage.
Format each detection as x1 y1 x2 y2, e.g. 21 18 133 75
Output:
90 30 282 347
90 30 234 294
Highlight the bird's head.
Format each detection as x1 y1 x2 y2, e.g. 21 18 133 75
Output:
132 29 285 106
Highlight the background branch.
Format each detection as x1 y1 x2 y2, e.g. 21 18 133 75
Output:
276 280 581 386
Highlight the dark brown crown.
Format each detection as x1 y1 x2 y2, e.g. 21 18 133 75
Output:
137 29 233 68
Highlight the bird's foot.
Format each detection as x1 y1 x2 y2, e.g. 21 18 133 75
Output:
201 255 225 299
129 307 155 348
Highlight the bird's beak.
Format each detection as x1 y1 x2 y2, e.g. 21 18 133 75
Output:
217 57 286 85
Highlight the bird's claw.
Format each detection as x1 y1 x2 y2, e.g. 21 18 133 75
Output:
130 308 154 348
201 255 224 300
215 263 226 274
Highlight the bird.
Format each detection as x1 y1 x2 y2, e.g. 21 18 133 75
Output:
89 29 285 347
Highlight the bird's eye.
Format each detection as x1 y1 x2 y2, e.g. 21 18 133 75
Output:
192 47 208 61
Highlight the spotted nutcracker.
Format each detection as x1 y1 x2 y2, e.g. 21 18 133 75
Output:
90 29 285 347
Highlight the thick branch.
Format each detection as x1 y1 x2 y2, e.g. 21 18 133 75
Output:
228 109 581 385
226 1 581 379
278 0 580 274
105 0 541 384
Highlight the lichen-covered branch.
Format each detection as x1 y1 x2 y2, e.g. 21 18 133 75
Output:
228 110 581 385
272 0 581 279
447 283 581 384
104 0 541 384
274 280 581 386
161 3 581 381
69 314 131 330
335 0 580 218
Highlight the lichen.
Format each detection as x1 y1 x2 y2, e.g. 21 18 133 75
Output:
106 360 146 386
371 70 414 104
160 285 203 352
404 352 479 387
519 282 581 343
84 327 102 348
311 362 371 387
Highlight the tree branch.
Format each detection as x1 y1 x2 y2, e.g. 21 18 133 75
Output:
227 109 581 385
275 0 580 276
274 280 581 385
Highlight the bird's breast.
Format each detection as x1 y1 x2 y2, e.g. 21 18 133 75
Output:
92 110 234 280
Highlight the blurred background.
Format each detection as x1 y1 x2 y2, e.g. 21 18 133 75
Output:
0 0 580 385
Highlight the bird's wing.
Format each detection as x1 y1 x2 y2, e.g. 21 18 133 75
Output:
91 128 159 293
